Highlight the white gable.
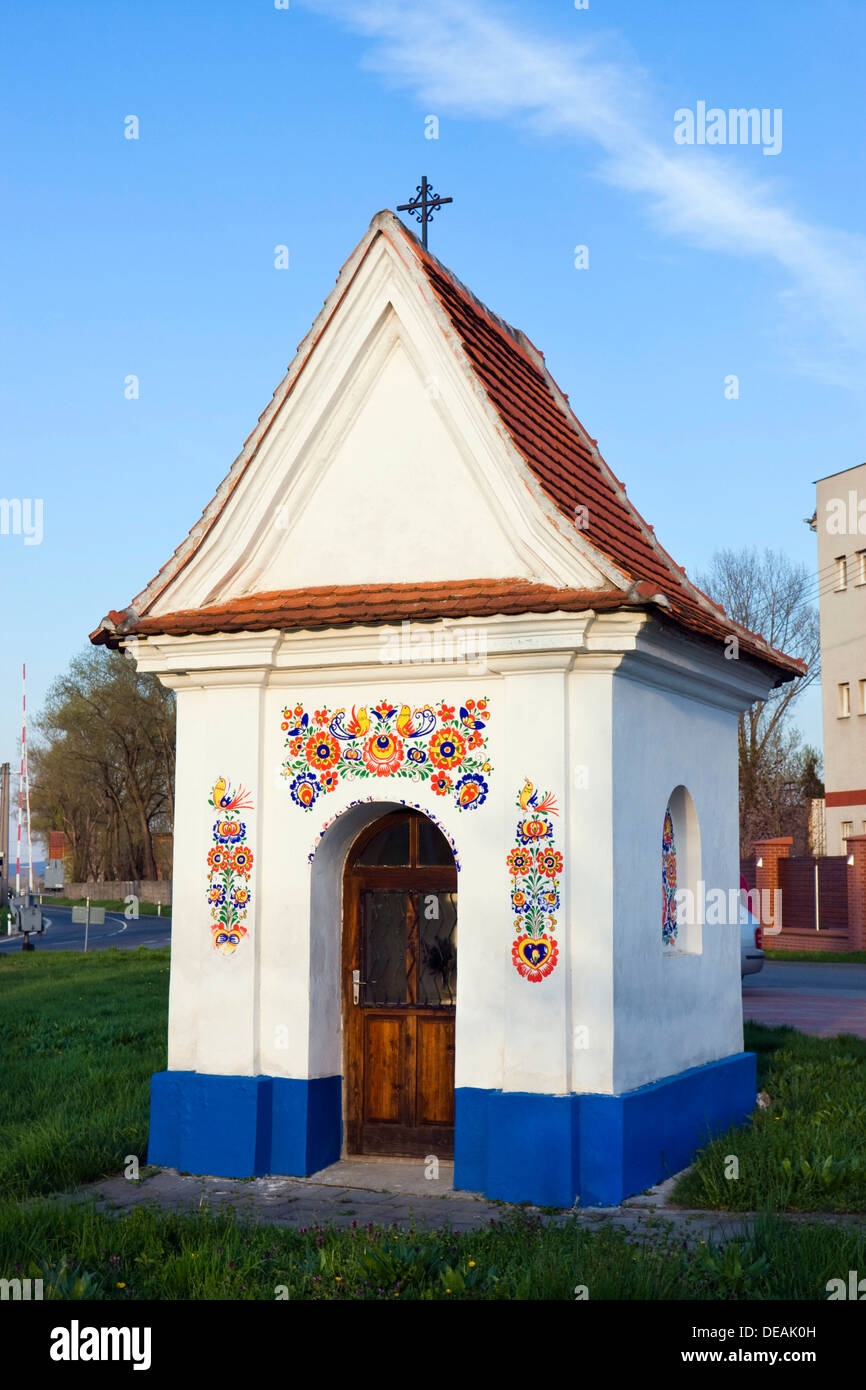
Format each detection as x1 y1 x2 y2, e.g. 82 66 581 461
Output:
143 219 617 619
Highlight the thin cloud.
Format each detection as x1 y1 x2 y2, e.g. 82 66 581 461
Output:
302 0 866 387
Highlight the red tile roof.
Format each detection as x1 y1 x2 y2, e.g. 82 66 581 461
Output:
90 212 804 681
93 580 631 642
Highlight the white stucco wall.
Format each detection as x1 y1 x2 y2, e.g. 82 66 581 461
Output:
610 670 744 1094
146 610 772 1111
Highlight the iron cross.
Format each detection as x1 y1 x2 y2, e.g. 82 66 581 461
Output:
397 176 453 250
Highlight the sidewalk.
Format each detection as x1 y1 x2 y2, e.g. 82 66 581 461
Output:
66 1157 866 1244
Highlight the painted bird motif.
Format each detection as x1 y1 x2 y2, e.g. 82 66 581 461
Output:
210 777 254 812
395 704 436 738
329 705 370 740
459 705 486 732
518 779 559 816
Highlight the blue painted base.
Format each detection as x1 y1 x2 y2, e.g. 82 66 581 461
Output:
148 1072 342 1179
455 1052 757 1208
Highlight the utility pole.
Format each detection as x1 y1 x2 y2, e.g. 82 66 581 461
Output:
0 762 9 909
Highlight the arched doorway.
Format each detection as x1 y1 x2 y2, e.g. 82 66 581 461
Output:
342 809 457 1156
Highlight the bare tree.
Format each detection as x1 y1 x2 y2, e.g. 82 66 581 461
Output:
30 648 175 881
695 548 821 855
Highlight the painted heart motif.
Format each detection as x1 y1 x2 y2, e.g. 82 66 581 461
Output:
519 938 548 968
512 932 559 981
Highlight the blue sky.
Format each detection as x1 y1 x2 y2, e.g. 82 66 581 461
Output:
3 0 864 850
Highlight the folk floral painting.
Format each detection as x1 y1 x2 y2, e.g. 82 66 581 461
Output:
207 778 254 956
508 781 561 982
281 699 493 813
662 805 678 947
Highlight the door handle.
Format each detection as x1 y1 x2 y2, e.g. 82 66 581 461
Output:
352 969 363 1005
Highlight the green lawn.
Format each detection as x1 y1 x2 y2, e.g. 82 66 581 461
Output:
2 949 865 1299
1 1202 863 1301
39 896 169 916
0 947 169 1199
671 1023 866 1211
764 949 866 964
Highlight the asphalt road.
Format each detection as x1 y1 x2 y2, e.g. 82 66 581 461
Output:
742 960 866 1038
0 903 171 953
743 961 866 995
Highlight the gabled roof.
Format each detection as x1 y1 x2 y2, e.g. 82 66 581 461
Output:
91 211 803 682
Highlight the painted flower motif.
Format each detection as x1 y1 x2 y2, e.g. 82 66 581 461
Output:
467 730 484 750
541 889 561 912
516 817 554 845
454 771 488 809
213 928 244 957
207 883 226 907
314 708 331 726
343 746 362 763
431 772 453 797
511 889 529 913
207 845 231 872
213 819 245 845
305 732 340 771
229 845 254 876
374 700 397 719
289 736 304 757
319 769 340 793
506 847 534 876
512 934 559 982
362 732 405 777
230 885 250 910
428 727 467 771
537 848 563 878
407 747 427 765
290 771 320 809
436 703 456 722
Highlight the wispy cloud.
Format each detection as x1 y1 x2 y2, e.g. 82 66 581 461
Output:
302 0 866 387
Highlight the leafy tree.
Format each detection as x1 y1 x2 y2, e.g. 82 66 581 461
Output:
695 548 821 856
30 648 175 881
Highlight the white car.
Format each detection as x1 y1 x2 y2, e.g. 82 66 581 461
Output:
740 907 765 978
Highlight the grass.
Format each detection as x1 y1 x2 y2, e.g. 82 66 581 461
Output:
0 1202 863 1301
0 947 169 1200
39 896 170 916
671 1023 866 1212
2 949 865 1305
764 949 866 964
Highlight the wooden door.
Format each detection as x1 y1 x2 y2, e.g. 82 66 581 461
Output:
343 811 457 1157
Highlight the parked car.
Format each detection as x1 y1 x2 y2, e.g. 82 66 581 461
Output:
740 890 765 977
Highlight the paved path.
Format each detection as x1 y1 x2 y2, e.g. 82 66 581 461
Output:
743 961 866 1037
65 1159 866 1245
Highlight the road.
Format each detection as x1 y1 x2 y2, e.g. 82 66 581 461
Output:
0 903 171 953
743 960 866 1038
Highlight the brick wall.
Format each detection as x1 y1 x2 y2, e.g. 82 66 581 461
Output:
751 836 860 951
57 880 172 906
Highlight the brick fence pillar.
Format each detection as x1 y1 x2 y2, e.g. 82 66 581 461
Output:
753 837 793 934
845 834 866 952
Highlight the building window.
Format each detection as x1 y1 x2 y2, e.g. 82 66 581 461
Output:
857 550 866 586
662 806 677 947
661 787 702 954
842 821 854 852
836 555 848 590
839 683 851 717
860 679 866 715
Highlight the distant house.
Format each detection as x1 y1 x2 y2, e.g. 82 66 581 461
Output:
44 830 68 890
814 462 866 854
